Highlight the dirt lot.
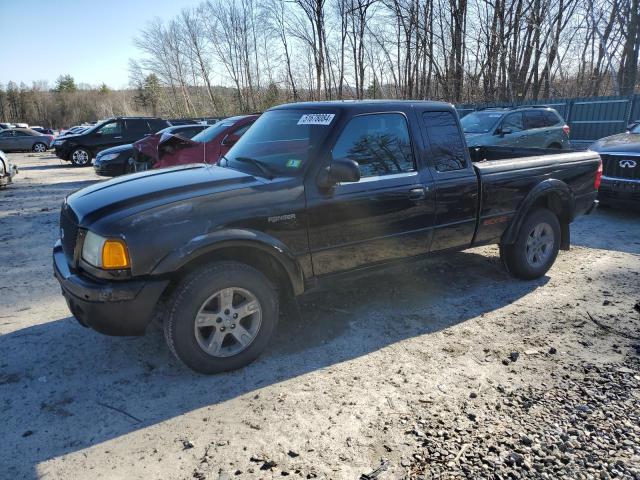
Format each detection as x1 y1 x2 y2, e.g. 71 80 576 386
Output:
1 152 639 480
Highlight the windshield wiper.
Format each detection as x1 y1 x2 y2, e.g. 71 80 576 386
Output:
232 156 274 180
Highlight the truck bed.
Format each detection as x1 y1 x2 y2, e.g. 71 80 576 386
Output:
469 145 577 163
472 150 601 246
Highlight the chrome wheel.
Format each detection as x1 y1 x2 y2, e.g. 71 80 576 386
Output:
193 287 262 358
525 222 554 267
72 149 90 165
33 143 46 153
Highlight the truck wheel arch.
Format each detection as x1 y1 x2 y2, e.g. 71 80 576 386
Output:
502 179 574 250
152 231 306 298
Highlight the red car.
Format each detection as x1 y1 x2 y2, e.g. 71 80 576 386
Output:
135 115 258 169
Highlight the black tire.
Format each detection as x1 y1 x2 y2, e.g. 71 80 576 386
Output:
164 261 279 374
547 142 562 149
70 147 92 167
500 208 561 280
32 142 47 153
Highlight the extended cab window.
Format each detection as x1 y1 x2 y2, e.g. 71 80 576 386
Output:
332 113 414 178
96 121 122 136
423 111 467 172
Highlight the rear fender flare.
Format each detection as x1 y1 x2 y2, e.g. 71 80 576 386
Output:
152 229 305 295
502 179 574 247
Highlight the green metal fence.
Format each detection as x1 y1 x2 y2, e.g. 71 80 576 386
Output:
456 93 640 147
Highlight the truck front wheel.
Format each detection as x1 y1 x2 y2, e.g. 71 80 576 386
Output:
500 208 561 280
164 261 279 374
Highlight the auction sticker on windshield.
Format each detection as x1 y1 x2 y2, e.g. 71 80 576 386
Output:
297 114 335 125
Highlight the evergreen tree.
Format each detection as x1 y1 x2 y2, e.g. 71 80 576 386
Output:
54 74 77 93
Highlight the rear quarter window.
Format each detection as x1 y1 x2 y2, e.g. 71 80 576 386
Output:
422 111 468 172
524 111 547 129
543 111 562 126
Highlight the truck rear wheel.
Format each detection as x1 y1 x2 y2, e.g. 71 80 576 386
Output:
164 261 278 374
500 208 560 280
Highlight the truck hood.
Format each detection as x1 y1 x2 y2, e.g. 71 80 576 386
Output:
590 133 640 153
66 164 260 225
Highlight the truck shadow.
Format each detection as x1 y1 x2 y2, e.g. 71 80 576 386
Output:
2 249 548 479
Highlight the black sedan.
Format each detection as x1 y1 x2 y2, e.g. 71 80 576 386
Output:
590 122 640 209
94 124 207 177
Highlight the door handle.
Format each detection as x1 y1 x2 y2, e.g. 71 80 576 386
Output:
409 187 426 200
114 136 123 139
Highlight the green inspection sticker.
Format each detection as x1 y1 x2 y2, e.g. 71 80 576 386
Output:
286 159 302 168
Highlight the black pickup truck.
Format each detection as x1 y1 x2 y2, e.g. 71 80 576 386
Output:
53 101 601 374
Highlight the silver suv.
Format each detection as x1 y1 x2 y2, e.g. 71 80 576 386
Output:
461 107 571 149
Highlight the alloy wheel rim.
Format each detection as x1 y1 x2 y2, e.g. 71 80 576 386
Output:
34 143 46 152
72 150 89 164
193 287 262 358
525 222 554 267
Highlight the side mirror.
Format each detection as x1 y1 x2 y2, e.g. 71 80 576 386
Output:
317 158 360 188
222 133 240 146
94 132 102 137
498 127 513 136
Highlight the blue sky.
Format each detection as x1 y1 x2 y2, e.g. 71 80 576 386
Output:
0 0 201 89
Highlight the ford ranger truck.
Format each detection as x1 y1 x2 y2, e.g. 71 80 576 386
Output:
53 101 601 374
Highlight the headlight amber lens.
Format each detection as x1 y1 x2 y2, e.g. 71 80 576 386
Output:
102 239 130 269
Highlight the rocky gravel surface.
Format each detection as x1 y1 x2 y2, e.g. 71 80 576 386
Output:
0 152 639 480
405 355 640 479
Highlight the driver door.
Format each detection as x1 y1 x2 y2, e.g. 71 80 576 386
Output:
305 112 435 276
494 112 524 146
94 120 124 154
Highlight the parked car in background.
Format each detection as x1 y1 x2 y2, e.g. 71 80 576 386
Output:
142 114 258 170
32 127 56 135
0 150 18 188
0 128 53 152
60 126 88 137
589 121 640 208
461 106 570 149
94 124 208 177
14 123 28 128
53 117 170 166
0 123 15 130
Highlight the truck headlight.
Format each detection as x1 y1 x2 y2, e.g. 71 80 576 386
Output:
82 231 130 269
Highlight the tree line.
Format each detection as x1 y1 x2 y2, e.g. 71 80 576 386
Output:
1 0 638 127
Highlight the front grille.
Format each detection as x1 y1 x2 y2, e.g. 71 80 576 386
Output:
60 207 79 261
600 154 640 180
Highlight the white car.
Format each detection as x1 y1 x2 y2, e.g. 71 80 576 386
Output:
0 150 18 188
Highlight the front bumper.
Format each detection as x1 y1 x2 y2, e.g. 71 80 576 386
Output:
54 145 69 160
598 176 640 208
53 240 169 336
94 160 125 177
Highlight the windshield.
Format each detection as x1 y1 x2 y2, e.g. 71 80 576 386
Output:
630 123 640 134
460 111 504 133
223 109 336 178
191 118 244 143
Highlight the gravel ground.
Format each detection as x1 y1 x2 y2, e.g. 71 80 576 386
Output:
0 152 639 480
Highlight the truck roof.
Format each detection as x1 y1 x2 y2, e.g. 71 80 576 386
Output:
271 99 456 113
